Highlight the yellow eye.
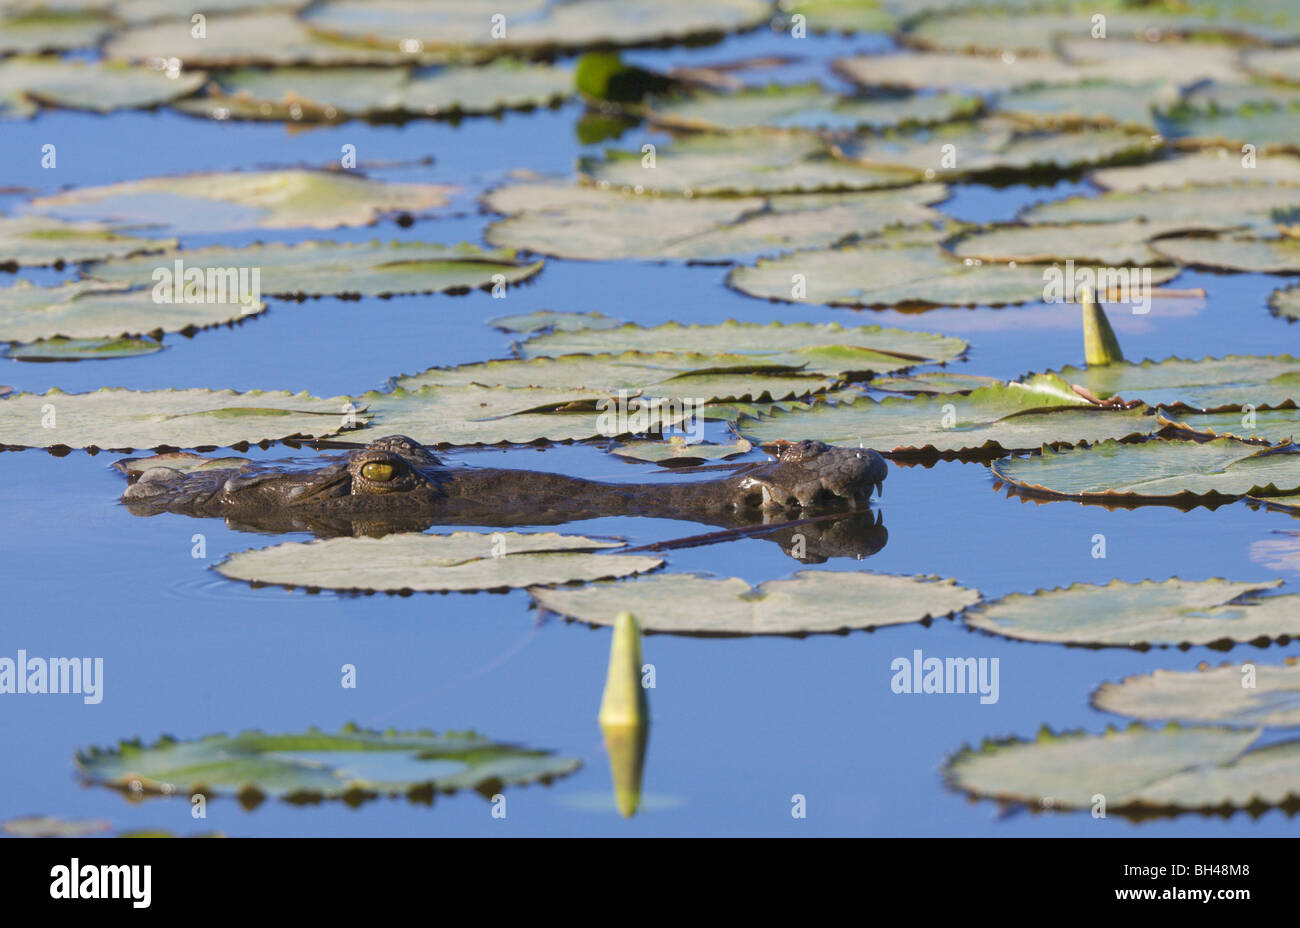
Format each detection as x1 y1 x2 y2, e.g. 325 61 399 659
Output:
361 461 397 482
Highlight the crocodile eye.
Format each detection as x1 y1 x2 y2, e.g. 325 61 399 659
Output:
361 461 396 482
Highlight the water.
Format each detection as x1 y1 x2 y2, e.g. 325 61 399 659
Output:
1 28 1297 836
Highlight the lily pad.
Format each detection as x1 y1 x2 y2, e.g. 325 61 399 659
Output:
947 219 1205 266
490 310 621 335
991 438 1300 504
175 60 573 122
944 725 1287 814
965 578 1300 648
1018 183 1300 233
85 241 543 299
1150 235 1300 273
0 216 174 267
867 371 1002 394
1037 356 1300 411
77 724 582 805
1243 46 1300 84
578 130 921 196
734 375 1155 455
1092 150 1300 191
772 0 899 34
608 436 754 465
2 815 112 837
0 278 263 343
643 83 981 132
1093 660 1300 727
5 336 163 361
301 0 773 55
834 51 1086 93
1167 408 1300 445
1159 82 1300 151
1270 284 1300 321
727 242 1179 307
28 170 453 233
0 387 365 450
994 80 1176 130
484 180 951 261
519 320 968 371
531 570 981 636
216 531 662 593
0 8 110 54
0 56 206 118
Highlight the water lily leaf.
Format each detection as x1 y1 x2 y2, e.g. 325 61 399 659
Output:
1160 100 1300 152
728 242 1179 307
578 130 921 196
519 320 968 373
643 82 981 132
0 387 365 450
175 60 573 122
1094 660 1300 727
1055 37 1246 86
1019 183 1300 234
0 278 263 343
779 0 898 34
302 0 773 55
992 438 1300 503
0 216 174 266
28 170 453 233
394 352 838 401
1092 150 1300 191
353 384 699 446
944 725 1271 814
995 80 1175 130
5 336 163 361
216 531 661 593
3 815 112 837
108 0 311 25
1150 235 1300 273
531 570 981 636
484 180 950 261
1168 408 1300 444
0 56 206 118
608 436 753 465
85 241 542 298
1243 46 1300 84
834 51 1087 92
77 725 582 805
868 371 1002 394
734 376 1155 455
964 578 1300 648
117 451 252 475
0 8 109 54
1270 284 1300 321
1038 356 1300 410
489 310 621 335
834 118 1156 178
947 219 1206 265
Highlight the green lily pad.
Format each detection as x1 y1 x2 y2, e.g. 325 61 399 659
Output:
216 531 662 593
484 180 950 261
995 80 1176 130
5 336 163 361
727 242 1179 307
944 725 1283 814
1243 46 1300 84
531 570 981 636
965 578 1300 648
302 0 773 55
643 82 981 132
0 216 174 266
1093 660 1300 727
1092 150 1300 191
116 451 253 475
1038 356 1300 410
947 219 1206 265
608 436 754 465
519 320 968 372
175 60 573 122
85 241 542 298
0 387 366 450
1270 284 1300 321
834 51 1086 93
352 385 701 446
734 375 1155 455
77 724 582 805
1166 408 1300 445
3 815 113 837
778 0 898 34
867 371 1002 394
489 310 622 335
1160 96 1300 152
0 278 263 343
109 0 311 25
578 130 921 196
1056 37 1247 86
992 438 1300 504
1018 183 1300 233
0 56 206 118
1150 235 1300 273
29 169 453 233
0 8 110 54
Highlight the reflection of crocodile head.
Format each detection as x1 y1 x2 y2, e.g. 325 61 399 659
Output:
116 435 888 560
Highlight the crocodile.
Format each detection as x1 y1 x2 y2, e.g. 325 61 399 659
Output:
115 434 888 561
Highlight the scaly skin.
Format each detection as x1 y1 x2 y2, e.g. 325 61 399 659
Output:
117 435 888 561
